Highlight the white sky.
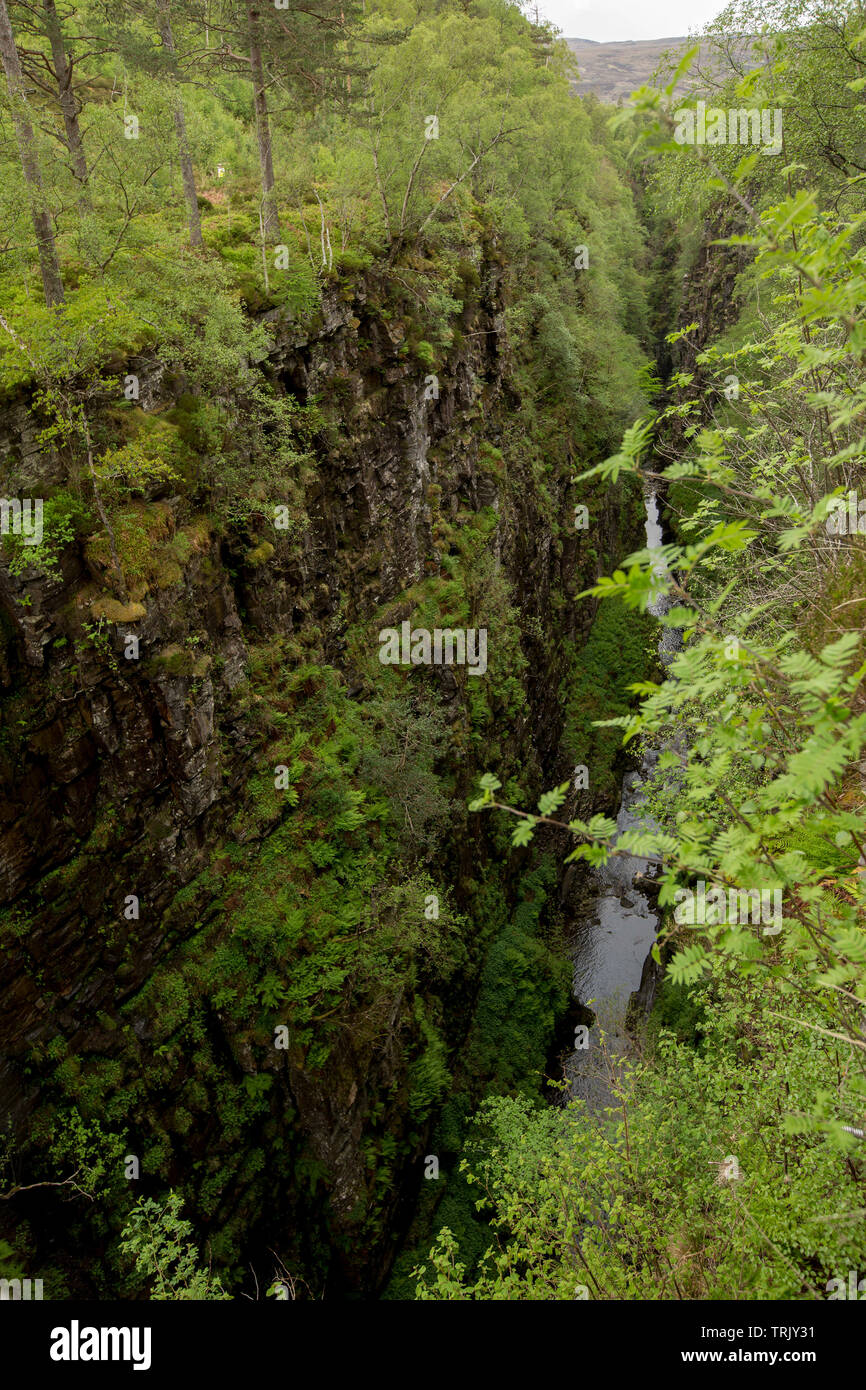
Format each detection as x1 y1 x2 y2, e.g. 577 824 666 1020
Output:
532 1 731 42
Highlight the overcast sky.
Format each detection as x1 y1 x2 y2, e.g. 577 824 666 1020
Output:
533 0 730 41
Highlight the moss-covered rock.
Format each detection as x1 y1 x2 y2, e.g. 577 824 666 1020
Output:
90 597 147 623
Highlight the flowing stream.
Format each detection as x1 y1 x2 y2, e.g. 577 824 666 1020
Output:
564 487 680 1108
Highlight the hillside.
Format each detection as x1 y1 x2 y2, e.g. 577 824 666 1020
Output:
565 36 690 100
564 34 753 101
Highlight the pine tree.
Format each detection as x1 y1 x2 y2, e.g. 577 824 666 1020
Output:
11 0 95 208
155 0 202 247
0 0 64 305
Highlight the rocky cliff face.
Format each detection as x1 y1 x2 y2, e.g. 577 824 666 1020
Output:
0 251 641 1294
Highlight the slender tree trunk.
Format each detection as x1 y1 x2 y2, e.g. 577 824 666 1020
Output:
248 5 280 241
41 0 90 209
157 1 202 248
0 0 64 306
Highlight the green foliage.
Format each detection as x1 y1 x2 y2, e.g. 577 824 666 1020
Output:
355 693 452 859
415 962 866 1300
94 416 186 500
0 0 683 1301
119 1193 231 1300
2 491 92 581
561 594 658 802
463 861 570 1092
452 0 866 1303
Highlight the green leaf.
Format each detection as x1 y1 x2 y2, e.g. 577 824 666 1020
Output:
510 819 536 848
537 782 570 817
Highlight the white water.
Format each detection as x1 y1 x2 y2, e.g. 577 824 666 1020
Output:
645 487 682 665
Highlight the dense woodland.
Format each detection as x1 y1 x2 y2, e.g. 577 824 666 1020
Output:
0 0 864 1302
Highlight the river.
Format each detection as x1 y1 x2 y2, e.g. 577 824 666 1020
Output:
564 485 679 1108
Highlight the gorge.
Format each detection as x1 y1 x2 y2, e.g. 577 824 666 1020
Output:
1 0 864 1310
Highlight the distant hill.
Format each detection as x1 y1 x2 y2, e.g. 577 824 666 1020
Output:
564 35 722 103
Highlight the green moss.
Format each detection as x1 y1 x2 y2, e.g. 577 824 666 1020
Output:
245 540 275 568
85 501 174 592
478 442 504 478
90 597 147 624
413 339 435 368
149 644 195 677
